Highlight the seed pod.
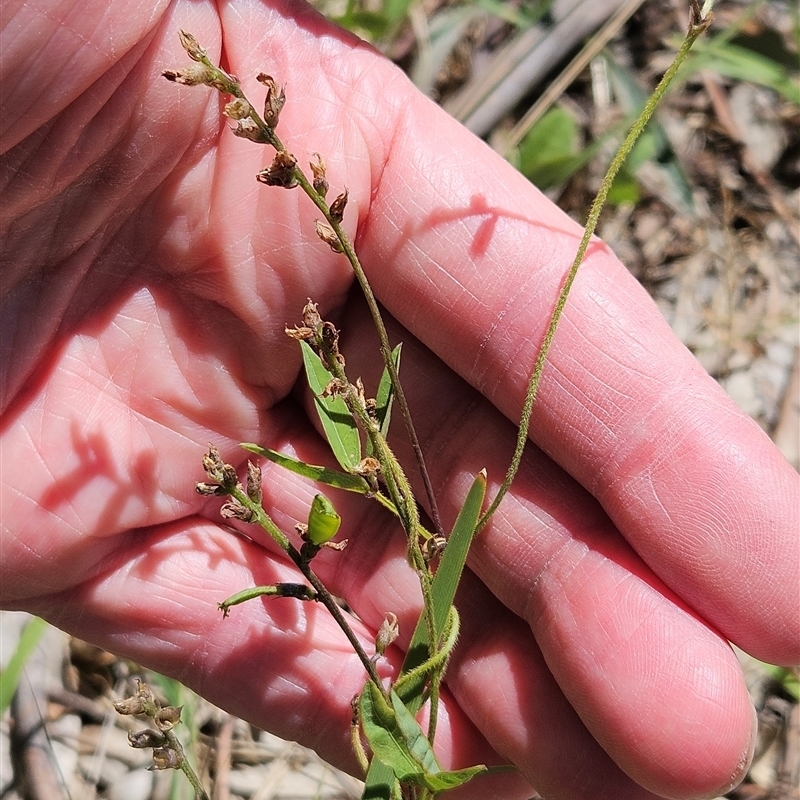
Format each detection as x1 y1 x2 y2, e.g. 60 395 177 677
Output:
306 493 341 545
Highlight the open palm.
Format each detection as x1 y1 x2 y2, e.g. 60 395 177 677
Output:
2 3 797 799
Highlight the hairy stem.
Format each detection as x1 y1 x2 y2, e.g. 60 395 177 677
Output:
479 2 715 528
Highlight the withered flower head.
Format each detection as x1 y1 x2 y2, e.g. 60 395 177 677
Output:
223 97 251 120
314 220 344 253
151 746 181 771
220 499 254 522
256 151 298 188
155 705 183 732
128 729 165 749
310 153 329 198
375 612 399 656
329 188 349 224
257 73 286 128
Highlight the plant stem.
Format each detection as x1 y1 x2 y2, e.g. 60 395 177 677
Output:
227 484 383 688
166 730 210 800
479 1 715 528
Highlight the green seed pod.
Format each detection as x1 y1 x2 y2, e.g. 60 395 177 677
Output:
306 493 341 545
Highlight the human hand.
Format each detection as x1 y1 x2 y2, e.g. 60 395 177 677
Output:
2 4 797 800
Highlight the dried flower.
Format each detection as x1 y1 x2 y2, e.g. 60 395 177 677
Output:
246 461 262 504
301 300 323 330
128 729 165 749
314 220 344 252
256 151 298 188
257 73 286 127
195 481 228 497
202 445 238 489
151 746 181 771
223 97 251 120
329 189 349 224
155 706 183 732
375 612 399 656
231 117 262 141
178 30 206 62
310 153 329 198
162 64 215 86
114 679 157 716
220 499 254 522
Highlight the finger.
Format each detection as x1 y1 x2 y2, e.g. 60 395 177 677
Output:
323 302 756 799
347 75 799 664
203 0 796 664
227 398 747 800
30 518 532 800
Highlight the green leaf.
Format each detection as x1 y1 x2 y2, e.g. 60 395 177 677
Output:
683 39 800 104
367 344 402 456
359 681 432 780
0 616 48 715
607 167 641 206
419 766 490 793
398 471 487 704
300 341 361 472
360 684 487 793
362 472 487 797
241 444 371 494
517 107 608 190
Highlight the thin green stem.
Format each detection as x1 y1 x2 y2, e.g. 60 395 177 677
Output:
227 485 383 688
479 4 714 529
225 72 445 540
166 730 209 800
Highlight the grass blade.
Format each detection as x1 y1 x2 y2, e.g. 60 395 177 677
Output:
0 616 48 715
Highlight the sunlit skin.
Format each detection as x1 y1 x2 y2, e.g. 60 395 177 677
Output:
2 3 798 800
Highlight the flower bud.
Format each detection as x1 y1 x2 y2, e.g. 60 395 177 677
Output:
305 493 341 545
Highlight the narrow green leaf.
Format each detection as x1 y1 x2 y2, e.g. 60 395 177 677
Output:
367 344 402 456
362 472 487 797
300 341 361 471
0 616 48 715
387 690 440 777
362 742 402 797
683 39 800 104
241 444 371 494
398 471 487 703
